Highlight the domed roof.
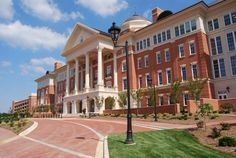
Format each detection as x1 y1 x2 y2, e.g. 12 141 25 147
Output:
121 14 151 34
157 10 173 21
124 14 149 23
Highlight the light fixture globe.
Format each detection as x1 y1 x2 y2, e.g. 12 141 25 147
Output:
108 22 121 46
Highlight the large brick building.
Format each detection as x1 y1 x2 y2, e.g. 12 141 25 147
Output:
12 94 37 113
35 0 236 116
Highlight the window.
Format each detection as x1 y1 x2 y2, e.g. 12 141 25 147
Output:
183 93 189 106
230 56 236 76
158 33 161 43
227 32 235 51
189 41 196 55
137 58 142 69
167 30 171 40
69 68 75 77
191 63 198 79
122 78 127 90
191 19 197 31
185 21 191 33
179 44 185 58
144 55 149 67
216 36 223 54
138 76 142 88
232 11 236 23
159 96 164 106
147 96 152 107
106 65 112 77
175 26 179 37
166 68 172 84
156 52 161 64
147 38 150 47
224 14 231 26
208 20 213 31
143 39 147 49
181 65 187 81
213 59 226 78
210 38 217 55
146 74 151 87
165 49 170 62
162 31 166 41
153 35 157 45
136 42 139 51
168 95 173 105
157 71 163 86
122 60 127 72
140 41 143 50
213 19 219 29
180 24 185 35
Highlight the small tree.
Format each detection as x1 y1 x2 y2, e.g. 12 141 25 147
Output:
105 96 115 109
132 89 143 115
118 92 127 109
146 86 156 107
170 80 181 104
198 103 213 130
188 78 207 108
95 96 104 110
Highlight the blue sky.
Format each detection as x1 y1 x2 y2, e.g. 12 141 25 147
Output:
0 0 215 113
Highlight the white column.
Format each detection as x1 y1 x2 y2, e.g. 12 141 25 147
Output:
97 46 104 89
65 64 70 96
81 69 83 90
72 101 77 114
63 101 67 114
113 51 118 90
85 53 90 91
75 59 79 94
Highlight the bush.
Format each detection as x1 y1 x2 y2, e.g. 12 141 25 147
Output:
196 121 204 128
219 137 236 147
10 121 14 127
211 127 221 138
17 121 22 128
209 113 219 120
143 114 148 119
188 113 193 117
220 123 231 130
221 103 234 113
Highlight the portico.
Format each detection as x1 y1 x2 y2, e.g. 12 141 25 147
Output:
61 23 118 116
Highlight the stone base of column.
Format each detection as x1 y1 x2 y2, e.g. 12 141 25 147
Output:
96 84 104 91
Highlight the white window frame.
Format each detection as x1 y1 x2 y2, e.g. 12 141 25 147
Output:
165 49 170 62
178 44 185 58
180 64 187 82
156 51 161 64
166 68 172 85
191 62 198 80
122 60 127 72
138 75 142 89
145 73 150 88
122 77 127 90
158 94 164 106
144 55 149 68
157 70 163 86
189 40 196 55
137 57 142 69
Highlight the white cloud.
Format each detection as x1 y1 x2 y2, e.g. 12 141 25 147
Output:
0 21 67 51
0 0 14 20
76 0 128 17
0 61 12 67
20 57 64 75
21 0 84 22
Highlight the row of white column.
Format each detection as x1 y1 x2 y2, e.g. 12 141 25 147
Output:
65 46 118 96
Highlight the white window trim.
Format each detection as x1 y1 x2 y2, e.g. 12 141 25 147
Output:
166 68 172 85
157 70 163 86
183 92 189 106
165 48 170 62
138 75 142 89
180 64 187 82
189 40 196 55
191 62 198 80
122 77 127 91
122 60 126 72
178 44 185 58
137 57 142 69
145 73 150 88
144 55 149 68
156 51 161 64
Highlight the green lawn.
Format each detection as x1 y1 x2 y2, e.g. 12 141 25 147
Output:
108 130 233 158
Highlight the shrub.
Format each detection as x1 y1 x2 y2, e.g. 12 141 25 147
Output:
143 114 148 119
220 123 231 130
17 121 22 128
196 121 204 128
211 127 221 138
219 137 236 147
188 113 193 117
221 103 234 113
10 121 14 127
209 113 219 119
114 114 120 117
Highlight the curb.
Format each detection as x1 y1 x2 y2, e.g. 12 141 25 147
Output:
19 121 38 136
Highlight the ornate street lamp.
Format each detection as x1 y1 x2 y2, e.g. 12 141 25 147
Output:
108 22 134 144
147 77 157 122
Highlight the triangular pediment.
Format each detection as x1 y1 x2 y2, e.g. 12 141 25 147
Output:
62 23 99 53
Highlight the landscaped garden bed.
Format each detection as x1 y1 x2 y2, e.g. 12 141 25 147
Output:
108 130 234 158
0 113 33 134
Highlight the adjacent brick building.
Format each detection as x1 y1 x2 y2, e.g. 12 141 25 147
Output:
12 94 37 113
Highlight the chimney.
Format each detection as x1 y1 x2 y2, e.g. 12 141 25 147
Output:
54 62 63 71
152 7 162 22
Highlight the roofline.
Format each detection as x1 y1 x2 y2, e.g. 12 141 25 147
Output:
135 1 208 34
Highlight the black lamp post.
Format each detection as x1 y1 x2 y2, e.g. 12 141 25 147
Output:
108 22 134 144
147 77 157 122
